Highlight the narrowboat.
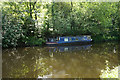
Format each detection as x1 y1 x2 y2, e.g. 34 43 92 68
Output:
46 35 92 46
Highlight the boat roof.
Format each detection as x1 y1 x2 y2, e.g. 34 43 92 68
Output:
58 35 91 38
48 35 91 39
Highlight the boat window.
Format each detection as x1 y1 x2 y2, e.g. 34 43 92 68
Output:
76 38 79 41
72 37 75 41
79 37 82 41
81 37 85 40
87 36 91 39
51 39 54 42
84 36 87 40
64 38 68 41
69 38 72 41
56 37 59 41
60 38 64 41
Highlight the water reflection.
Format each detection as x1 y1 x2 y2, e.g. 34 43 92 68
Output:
2 42 120 78
47 45 92 52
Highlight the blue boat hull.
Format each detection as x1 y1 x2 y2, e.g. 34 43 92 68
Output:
46 36 92 46
57 40 92 44
46 41 92 46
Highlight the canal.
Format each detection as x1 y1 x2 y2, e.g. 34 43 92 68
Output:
2 42 120 78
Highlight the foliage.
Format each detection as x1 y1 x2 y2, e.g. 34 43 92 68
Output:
1 2 120 48
2 7 24 47
2 23 23 47
42 2 119 42
1 2 43 48
100 60 120 79
22 36 45 46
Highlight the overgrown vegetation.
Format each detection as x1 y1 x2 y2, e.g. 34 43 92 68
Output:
1 1 120 48
100 60 120 79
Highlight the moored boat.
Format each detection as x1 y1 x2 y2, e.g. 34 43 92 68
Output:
46 35 92 46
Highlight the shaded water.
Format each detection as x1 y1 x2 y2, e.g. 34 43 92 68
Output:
2 42 120 78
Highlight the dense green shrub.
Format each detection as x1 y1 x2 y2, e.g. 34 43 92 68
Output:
2 16 24 47
22 36 45 46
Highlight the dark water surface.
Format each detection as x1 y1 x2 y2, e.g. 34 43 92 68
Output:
2 42 120 78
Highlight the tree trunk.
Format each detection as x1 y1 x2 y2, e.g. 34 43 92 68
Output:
29 0 32 18
70 1 73 30
52 1 55 31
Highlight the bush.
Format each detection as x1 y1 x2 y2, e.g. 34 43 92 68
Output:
2 21 23 48
22 36 45 46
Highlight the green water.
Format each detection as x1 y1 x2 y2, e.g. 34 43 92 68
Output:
2 42 120 78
